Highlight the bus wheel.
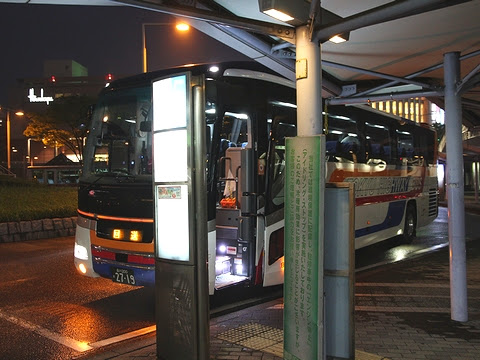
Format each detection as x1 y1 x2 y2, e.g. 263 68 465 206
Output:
402 203 416 244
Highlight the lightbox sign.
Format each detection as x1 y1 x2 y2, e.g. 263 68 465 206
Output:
28 88 54 105
152 73 191 262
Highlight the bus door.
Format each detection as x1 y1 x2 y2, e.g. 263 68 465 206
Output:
263 120 296 286
214 112 256 290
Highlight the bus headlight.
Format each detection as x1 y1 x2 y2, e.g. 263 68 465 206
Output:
74 243 89 261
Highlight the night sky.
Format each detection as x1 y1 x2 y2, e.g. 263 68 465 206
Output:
0 3 249 105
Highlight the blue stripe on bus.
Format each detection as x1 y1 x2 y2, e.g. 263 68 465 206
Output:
355 200 406 238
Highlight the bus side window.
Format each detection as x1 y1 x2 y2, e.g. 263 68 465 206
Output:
365 121 392 165
268 120 296 207
414 129 431 166
339 135 360 162
325 115 360 163
397 127 415 165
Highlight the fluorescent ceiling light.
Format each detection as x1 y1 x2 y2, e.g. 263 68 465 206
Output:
263 8 294 22
329 35 347 44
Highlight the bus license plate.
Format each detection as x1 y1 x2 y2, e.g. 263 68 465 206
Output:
112 268 136 285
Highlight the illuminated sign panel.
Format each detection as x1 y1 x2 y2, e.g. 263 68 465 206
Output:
152 74 191 262
155 185 190 261
28 88 54 105
153 129 188 183
152 76 187 131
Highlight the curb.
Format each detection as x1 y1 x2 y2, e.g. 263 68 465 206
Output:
0 216 77 243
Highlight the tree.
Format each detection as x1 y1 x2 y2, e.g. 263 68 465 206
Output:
24 95 95 163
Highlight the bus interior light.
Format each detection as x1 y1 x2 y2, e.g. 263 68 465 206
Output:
224 111 249 120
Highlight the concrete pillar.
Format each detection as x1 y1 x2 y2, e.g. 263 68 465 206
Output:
296 26 323 136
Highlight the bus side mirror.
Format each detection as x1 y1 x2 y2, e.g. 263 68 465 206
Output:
140 121 152 132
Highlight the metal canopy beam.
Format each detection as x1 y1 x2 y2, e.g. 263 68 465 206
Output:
113 0 295 41
190 20 296 81
353 49 480 98
327 90 443 105
312 0 472 43
116 0 346 95
457 64 480 95
322 60 437 90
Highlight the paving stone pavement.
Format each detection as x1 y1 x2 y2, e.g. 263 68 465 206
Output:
77 235 480 360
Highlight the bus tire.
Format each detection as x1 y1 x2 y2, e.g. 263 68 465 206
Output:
402 203 417 244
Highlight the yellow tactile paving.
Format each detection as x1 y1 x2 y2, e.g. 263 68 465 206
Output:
258 328 283 341
238 336 277 349
216 322 283 357
216 321 390 360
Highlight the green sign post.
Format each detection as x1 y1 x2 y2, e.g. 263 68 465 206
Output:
284 135 325 360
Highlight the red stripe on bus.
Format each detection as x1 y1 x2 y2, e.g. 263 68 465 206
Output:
92 248 154 265
355 191 421 206
91 248 116 260
128 254 155 265
328 167 425 182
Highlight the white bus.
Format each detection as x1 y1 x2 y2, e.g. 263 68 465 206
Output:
74 62 438 294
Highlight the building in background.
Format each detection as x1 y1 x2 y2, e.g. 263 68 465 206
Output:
1 60 124 180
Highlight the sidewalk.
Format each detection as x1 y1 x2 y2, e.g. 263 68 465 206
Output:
77 205 480 360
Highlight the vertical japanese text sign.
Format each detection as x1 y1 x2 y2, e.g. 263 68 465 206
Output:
284 135 325 360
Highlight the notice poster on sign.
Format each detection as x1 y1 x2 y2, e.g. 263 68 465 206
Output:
284 135 325 360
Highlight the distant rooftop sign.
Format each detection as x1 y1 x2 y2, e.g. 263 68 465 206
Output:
28 88 54 105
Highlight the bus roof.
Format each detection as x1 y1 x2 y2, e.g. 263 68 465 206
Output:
101 61 288 93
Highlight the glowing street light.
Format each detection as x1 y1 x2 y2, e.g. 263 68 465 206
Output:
142 21 190 73
0 106 24 170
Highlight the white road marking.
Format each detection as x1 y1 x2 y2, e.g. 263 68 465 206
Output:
0 309 156 353
0 310 92 352
89 325 156 348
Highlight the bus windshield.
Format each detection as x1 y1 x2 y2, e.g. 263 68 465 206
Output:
85 86 153 176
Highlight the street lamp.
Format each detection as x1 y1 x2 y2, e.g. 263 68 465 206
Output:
142 22 190 73
0 106 24 170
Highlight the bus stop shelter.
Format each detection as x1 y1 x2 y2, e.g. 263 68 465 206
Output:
2 0 479 358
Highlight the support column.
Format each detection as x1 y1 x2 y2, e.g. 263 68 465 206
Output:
475 159 479 203
296 25 322 136
296 27 324 353
6 111 11 170
284 25 326 360
444 51 468 322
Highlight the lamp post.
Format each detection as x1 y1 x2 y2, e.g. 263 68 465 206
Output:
142 22 190 73
27 138 33 166
1 107 24 170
